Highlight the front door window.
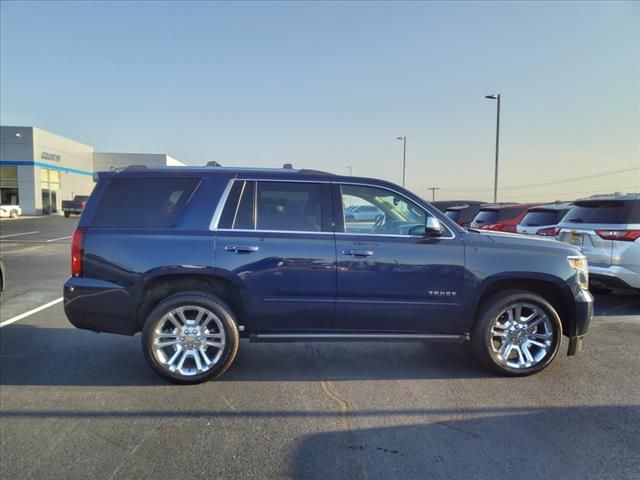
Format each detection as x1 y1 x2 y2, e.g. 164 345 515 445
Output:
341 184 427 236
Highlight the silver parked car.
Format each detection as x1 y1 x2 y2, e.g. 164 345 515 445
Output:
517 202 572 236
344 204 383 222
557 193 640 293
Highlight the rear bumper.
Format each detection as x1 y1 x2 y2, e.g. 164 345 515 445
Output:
589 265 640 290
63 277 137 335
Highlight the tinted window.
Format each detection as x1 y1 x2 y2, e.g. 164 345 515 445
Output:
445 210 461 221
92 177 198 228
472 210 499 224
257 182 322 232
563 201 629 225
520 209 561 226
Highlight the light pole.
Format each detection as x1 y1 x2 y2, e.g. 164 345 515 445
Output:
427 187 440 201
346 165 352 176
396 136 407 187
485 94 501 203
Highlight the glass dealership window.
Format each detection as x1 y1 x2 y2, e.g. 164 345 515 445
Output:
0 166 19 204
40 168 61 190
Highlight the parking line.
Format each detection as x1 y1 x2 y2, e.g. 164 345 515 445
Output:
46 236 72 242
0 297 63 328
0 231 39 239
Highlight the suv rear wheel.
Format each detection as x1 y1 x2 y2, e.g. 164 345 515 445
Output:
471 290 562 376
142 291 240 384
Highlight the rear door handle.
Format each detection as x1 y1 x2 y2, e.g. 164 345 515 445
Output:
342 249 374 257
225 245 259 253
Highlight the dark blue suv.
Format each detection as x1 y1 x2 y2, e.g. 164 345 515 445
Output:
64 166 593 383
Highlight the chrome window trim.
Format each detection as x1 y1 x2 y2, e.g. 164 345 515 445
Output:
209 178 235 231
231 180 247 229
334 232 444 239
237 178 331 184
338 182 457 240
214 228 333 235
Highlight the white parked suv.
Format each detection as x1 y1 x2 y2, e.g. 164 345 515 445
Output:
517 202 572 236
0 205 21 218
557 194 640 294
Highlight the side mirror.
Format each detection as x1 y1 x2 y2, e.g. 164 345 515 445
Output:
425 216 444 236
408 217 444 237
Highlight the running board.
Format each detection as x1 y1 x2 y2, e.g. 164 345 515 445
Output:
249 333 469 343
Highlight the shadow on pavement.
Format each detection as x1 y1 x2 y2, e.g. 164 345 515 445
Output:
0 324 490 386
593 292 640 316
1 291 637 387
0 405 637 479
291 405 640 480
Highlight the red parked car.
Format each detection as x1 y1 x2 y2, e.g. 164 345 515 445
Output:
470 203 540 233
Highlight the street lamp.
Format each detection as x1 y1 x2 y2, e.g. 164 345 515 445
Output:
346 165 353 176
485 94 501 203
396 136 407 187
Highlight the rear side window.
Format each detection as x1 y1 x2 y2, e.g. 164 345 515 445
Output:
520 209 561 226
92 177 199 228
218 181 256 229
257 182 322 232
563 201 629 225
218 180 324 232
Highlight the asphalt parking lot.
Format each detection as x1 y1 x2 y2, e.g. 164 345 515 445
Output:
1 216 639 479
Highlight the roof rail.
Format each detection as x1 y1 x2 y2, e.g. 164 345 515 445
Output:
299 169 334 175
124 165 149 171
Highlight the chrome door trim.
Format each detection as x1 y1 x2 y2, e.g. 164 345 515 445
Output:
250 332 468 342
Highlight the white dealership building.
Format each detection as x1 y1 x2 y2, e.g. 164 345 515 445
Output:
0 126 184 215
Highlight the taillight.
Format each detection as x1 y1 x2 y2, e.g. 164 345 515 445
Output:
457 220 465 226
483 224 504 231
71 228 85 277
536 226 559 236
595 230 640 242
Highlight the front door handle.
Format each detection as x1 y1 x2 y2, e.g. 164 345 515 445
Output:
342 249 374 257
225 245 259 253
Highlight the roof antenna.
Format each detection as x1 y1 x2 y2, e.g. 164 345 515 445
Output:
283 163 293 169
207 161 222 167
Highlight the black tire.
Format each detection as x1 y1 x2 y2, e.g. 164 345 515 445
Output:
9 209 17 218
142 291 240 384
471 289 562 376
64 212 71 218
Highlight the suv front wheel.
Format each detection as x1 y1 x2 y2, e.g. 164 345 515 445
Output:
142 292 240 384
471 290 562 376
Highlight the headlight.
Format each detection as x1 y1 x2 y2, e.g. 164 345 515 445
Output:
567 255 589 290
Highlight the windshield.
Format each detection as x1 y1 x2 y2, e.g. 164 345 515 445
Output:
445 210 461 221
562 201 628 224
520 209 562 226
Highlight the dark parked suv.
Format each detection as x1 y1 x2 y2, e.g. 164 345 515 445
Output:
64 166 593 383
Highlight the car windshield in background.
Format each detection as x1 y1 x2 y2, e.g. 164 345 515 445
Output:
473 210 499 224
562 201 628 224
520 210 561 226
445 210 460 221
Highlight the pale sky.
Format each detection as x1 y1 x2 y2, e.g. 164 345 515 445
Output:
1 0 638 202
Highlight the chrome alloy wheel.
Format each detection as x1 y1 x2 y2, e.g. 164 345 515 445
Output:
488 302 554 370
151 306 226 377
